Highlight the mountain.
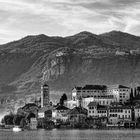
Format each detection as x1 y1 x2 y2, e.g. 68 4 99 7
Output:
1 30 140 100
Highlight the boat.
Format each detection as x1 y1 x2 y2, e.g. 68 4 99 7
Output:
12 126 23 132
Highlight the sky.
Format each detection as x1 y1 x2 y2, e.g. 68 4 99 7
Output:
0 0 140 44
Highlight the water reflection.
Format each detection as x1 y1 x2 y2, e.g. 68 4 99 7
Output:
0 129 140 140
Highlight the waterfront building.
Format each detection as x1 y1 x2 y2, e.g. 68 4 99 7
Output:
68 106 88 127
30 118 37 129
87 101 132 124
109 105 132 124
41 83 49 108
52 105 70 123
88 102 108 118
107 85 131 104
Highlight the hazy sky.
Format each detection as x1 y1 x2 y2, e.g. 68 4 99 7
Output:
0 0 140 44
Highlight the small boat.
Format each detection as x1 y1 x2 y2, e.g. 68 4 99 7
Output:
13 126 22 132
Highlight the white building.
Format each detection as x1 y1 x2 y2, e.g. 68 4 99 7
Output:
134 106 140 121
107 85 131 104
82 95 116 109
72 85 107 101
64 100 79 109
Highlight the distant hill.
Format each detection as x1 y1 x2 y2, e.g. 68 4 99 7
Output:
1 30 140 99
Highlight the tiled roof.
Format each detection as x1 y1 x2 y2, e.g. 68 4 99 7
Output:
38 105 53 113
55 105 69 110
118 85 130 89
68 106 88 115
82 85 107 90
97 105 108 110
109 106 131 110
73 87 82 90
88 102 98 107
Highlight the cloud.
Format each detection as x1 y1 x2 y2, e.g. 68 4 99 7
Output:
0 0 140 44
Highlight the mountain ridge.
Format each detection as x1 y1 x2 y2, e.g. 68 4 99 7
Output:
0 30 140 99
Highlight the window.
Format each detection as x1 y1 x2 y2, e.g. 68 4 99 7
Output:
92 111 94 113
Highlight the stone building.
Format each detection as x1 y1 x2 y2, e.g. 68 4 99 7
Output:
41 83 49 108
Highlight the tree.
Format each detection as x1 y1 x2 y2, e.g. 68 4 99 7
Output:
20 118 26 128
13 115 25 126
59 93 67 106
3 114 14 125
130 88 133 104
134 88 137 97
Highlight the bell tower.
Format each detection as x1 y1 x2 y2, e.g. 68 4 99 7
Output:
41 83 49 108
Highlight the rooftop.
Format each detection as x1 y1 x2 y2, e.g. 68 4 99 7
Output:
55 105 69 110
82 85 107 90
38 105 53 113
88 101 98 107
68 106 88 115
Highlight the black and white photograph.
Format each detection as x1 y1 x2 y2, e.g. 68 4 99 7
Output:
0 0 140 139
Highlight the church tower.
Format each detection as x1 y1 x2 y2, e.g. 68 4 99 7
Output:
41 83 49 108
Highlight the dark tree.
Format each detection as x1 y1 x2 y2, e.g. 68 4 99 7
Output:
134 88 137 97
130 88 133 104
13 115 25 126
20 118 26 128
26 113 36 123
59 93 67 106
3 114 14 125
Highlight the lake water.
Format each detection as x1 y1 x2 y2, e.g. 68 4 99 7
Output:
0 129 140 140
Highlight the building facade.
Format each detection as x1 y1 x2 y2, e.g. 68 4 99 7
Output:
87 101 132 124
134 106 140 121
72 85 107 101
107 85 131 104
88 102 108 118
82 95 116 109
109 106 131 124
52 105 70 123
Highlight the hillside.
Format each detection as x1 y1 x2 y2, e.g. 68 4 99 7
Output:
0 31 140 100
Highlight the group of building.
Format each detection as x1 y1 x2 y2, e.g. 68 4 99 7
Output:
36 84 140 128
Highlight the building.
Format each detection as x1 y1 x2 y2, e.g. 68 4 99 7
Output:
64 100 78 109
109 105 132 124
87 101 132 124
72 85 107 101
30 118 38 129
38 106 53 119
41 83 49 108
107 85 131 104
82 95 116 109
134 106 140 121
68 106 88 127
88 102 108 118
52 105 70 123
